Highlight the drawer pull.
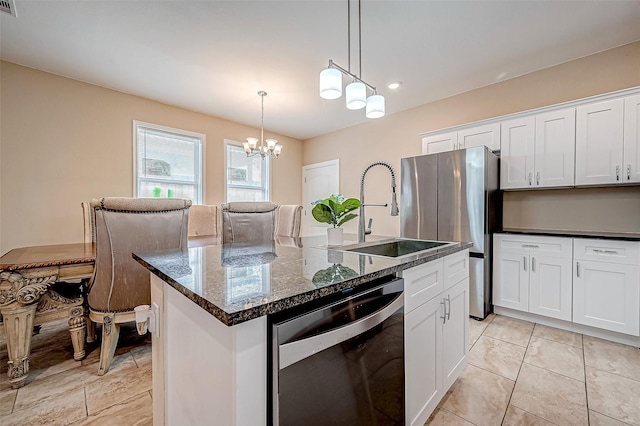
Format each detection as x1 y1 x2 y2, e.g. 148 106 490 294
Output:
445 295 451 321
532 257 536 272
536 172 540 186
522 244 539 248
523 256 527 271
576 261 580 278
628 164 632 181
528 173 532 186
593 249 619 255
616 165 620 181
440 300 447 324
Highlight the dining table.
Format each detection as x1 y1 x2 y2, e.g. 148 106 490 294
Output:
0 236 217 389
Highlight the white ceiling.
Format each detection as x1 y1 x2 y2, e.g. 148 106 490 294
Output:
1 1 639 140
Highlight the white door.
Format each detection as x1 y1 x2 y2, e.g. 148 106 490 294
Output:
500 116 535 189
534 108 575 188
405 295 443 426
573 260 640 336
441 278 469 390
529 255 572 321
458 123 500 151
493 252 529 311
575 99 624 185
623 94 640 183
422 131 457 154
302 160 339 237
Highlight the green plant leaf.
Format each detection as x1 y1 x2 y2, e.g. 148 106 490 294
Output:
312 204 335 225
341 198 361 212
337 213 358 227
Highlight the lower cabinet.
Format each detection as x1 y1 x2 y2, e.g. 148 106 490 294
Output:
404 251 469 426
493 234 573 321
573 239 640 336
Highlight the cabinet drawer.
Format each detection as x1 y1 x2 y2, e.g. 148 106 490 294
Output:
574 239 640 265
402 259 444 313
444 249 470 289
494 234 573 258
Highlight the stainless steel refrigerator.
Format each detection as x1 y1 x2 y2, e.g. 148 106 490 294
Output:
400 146 501 319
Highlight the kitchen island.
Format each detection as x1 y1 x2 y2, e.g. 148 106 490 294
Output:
134 235 472 426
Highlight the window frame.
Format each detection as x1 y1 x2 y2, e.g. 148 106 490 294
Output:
224 139 270 202
133 120 206 204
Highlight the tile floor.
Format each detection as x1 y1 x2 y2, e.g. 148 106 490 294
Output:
1 314 639 425
428 314 640 426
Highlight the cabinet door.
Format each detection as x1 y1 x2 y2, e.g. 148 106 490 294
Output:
441 278 469 391
573 260 640 336
493 252 529 311
534 108 575 188
576 99 624 185
422 132 457 155
405 295 443 426
458 123 500 151
529 255 572 321
624 94 640 183
500 116 535 189
403 259 444 313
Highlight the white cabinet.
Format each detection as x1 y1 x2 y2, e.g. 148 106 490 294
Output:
404 250 469 426
493 234 573 321
623 94 640 183
576 99 624 185
422 123 500 155
500 108 575 190
573 239 640 336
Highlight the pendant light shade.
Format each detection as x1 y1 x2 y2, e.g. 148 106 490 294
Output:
346 81 366 110
319 68 342 100
365 94 385 118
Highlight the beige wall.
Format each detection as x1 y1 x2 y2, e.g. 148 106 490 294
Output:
0 61 303 253
304 41 640 238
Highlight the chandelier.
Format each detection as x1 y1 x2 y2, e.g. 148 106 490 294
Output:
319 0 385 119
243 91 282 159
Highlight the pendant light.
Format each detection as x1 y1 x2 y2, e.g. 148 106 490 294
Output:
243 91 282 159
318 0 385 119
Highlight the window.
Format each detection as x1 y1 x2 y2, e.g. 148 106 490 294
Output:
134 121 204 203
225 140 270 202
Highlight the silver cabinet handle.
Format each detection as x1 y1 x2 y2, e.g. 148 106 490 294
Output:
532 257 536 272
628 165 632 180
536 172 540 185
616 165 620 181
524 256 527 271
522 244 539 248
576 261 580 277
593 249 619 254
528 173 532 186
440 300 447 324
445 295 451 321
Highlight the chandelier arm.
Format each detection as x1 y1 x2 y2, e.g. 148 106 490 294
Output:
327 60 376 94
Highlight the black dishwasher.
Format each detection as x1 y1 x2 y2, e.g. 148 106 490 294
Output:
270 277 404 426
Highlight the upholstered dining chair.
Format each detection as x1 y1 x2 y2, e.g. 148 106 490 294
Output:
87 197 191 375
188 205 218 238
275 205 303 248
220 201 278 244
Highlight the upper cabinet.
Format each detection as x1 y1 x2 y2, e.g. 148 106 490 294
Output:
501 108 575 190
624 94 640 183
422 123 500 155
575 99 624 185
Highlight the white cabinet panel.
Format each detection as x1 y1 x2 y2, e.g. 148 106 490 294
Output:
534 108 575 188
529 255 572 321
403 259 444 313
444 249 470 289
405 293 443 426
441 278 469 390
624 94 640 183
500 117 535 189
576 99 624 185
493 251 529 311
573 260 639 336
422 132 457 155
458 123 500 151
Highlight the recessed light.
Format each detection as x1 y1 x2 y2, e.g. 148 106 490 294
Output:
387 81 402 90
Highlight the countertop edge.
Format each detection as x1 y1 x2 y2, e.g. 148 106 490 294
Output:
134 242 473 327
501 228 640 241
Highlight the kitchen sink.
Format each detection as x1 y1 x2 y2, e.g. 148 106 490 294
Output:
340 238 454 258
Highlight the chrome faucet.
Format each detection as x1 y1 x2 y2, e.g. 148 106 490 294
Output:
358 161 399 242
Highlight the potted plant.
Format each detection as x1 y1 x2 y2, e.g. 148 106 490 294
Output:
311 194 361 246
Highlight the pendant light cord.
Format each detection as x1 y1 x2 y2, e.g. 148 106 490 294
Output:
358 0 362 79
347 0 351 74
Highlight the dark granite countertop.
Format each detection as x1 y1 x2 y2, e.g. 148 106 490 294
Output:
133 235 472 326
501 228 640 241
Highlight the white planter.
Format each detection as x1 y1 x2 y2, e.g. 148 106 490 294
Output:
327 227 344 246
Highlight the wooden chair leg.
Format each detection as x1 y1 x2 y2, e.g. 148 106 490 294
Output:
86 317 96 343
68 306 87 360
97 315 120 376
